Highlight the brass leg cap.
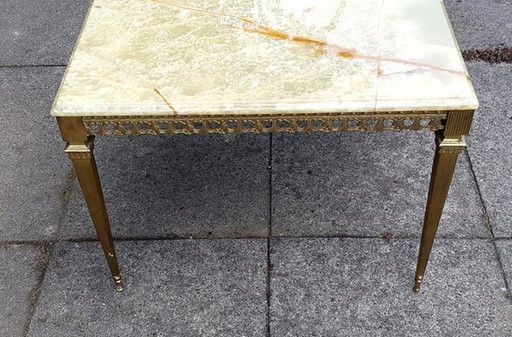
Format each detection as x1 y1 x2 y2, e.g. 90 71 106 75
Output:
413 277 422 293
115 282 124 292
113 276 124 292
412 275 423 293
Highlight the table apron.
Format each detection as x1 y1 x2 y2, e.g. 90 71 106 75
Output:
78 111 459 136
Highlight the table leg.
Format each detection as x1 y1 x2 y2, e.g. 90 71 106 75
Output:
413 110 474 292
58 117 124 292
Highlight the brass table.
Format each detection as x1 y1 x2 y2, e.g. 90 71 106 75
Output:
52 0 478 292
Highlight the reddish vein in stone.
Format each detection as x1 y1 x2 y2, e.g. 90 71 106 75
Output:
153 0 466 77
153 0 356 56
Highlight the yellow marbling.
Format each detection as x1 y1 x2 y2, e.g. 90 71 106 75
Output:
51 0 478 116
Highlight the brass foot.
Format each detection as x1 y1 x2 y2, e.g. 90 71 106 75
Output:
413 276 422 293
113 276 124 292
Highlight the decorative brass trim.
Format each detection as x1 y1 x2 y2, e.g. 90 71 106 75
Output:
81 111 447 135
57 117 88 142
437 134 466 154
66 152 93 160
64 137 94 160
443 110 474 138
438 147 465 155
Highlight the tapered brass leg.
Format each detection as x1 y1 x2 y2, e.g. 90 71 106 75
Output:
413 110 474 292
413 132 465 292
58 117 123 292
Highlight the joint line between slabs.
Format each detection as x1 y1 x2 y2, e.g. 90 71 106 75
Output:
266 133 273 337
0 64 67 69
0 235 493 246
465 150 512 301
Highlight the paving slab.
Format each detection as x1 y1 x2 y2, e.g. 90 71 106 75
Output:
59 133 270 240
270 237 512 337
444 0 512 50
27 239 267 337
0 0 89 66
496 239 512 290
0 244 48 337
0 67 72 241
272 131 488 239
465 62 512 237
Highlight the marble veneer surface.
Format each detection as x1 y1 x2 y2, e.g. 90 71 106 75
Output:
51 0 478 116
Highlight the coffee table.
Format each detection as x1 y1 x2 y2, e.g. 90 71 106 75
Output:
52 0 478 292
